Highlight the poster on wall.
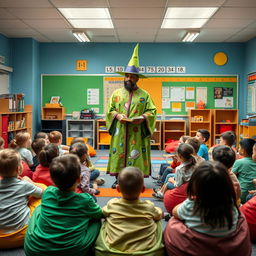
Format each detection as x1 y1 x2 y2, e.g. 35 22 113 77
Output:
186 87 195 99
214 97 233 108
162 86 170 98
87 88 99 105
223 88 233 97
171 102 182 112
247 73 256 114
196 87 207 104
170 87 185 101
214 87 223 99
162 98 171 108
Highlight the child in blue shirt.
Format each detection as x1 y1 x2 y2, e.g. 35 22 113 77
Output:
196 129 210 160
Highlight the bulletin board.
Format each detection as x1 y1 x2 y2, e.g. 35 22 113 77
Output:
42 75 237 115
247 72 256 114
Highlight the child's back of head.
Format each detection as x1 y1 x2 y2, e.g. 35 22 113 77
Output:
9 132 30 149
220 131 236 147
118 166 144 199
32 138 46 155
239 138 255 157
187 161 238 229
176 143 196 171
34 132 48 140
0 149 21 177
0 136 5 149
70 137 86 146
212 145 236 169
186 137 200 153
48 131 62 144
69 142 88 163
38 143 59 167
50 154 81 191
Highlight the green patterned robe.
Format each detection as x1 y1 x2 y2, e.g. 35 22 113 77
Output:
106 87 156 176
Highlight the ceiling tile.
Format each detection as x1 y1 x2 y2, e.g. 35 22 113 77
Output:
111 8 164 19
0 27 41 37
0 0 52 8
155 29 187 42
92 35 118 42
0 19 30 29
167 0 225 7
0 8 17 19
109 0 166 8
225 28 256 42
196 28 241 42
117 28 157 42
7 8 62 19
23 19 72 29
38 29 77 42
223 0 256 7
247 21 256 28
204 18 254 28
51 0 108 8
213 7 256 19
114 19 161 29
86 29 116 37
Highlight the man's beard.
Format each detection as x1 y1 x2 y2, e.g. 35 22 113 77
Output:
124 80 136 92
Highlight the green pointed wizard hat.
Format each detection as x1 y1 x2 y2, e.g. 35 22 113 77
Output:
116 43 147 78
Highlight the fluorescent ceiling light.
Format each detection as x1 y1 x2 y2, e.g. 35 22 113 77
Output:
72 31 90 42
161 19 207 28
59 8 114 28
69 19 114 29
164 7 218 19
59 8 111 19
182 32 199 42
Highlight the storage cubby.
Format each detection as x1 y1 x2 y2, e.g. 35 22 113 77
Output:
42 107 65 120
162 120 186 148
41 120 66 144
66 119 95 148
213 109 238 146
97 119 111 149
189 109 212 147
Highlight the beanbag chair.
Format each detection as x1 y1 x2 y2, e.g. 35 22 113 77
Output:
95 221 164 256
164 214 251 256
165 140 179 153
164 183 188 214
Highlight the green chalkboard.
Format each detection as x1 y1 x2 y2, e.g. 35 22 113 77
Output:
42 75 103 114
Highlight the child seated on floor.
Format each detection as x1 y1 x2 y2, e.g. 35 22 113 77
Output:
153 143 196 200
232 138 256 203
95 166 164 255
0 136 5 149
0 149 44 249
32 143 59 186
34 131 49 145
164 161 251 256
69 142 100 196
24 154 102 256
195 129 210 160
71 138 104 185
31 138 46 171
212 145 241 202
9 132 33 168
48 131 68 155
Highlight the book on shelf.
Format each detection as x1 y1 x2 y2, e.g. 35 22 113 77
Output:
0 93 25 112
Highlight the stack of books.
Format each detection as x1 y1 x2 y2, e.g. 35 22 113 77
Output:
0 93 25 112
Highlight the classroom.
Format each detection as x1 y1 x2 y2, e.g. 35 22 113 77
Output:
0 0 256 255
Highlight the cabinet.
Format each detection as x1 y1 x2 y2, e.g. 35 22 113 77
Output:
239 118 256 141
41 120 66 144
97 119 111 149
162 120 186 149
0 105 32 148
188 109 212 147
151 120 161 149
66 119 95 148
213 109 238 146
42 107 65 120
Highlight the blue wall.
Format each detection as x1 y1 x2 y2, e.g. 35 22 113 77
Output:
0 34 11 66
1 34 256 133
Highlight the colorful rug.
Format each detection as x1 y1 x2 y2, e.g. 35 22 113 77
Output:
96 188 153 198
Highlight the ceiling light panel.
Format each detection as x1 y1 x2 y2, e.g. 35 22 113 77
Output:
58 8 111 19
161 19 208 28
164 7 218 19
69 19 114 28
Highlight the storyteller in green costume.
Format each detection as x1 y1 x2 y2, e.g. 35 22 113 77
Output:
106 44 156 188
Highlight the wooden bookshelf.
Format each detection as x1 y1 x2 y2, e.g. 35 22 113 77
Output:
0 105 32 148
97 119 111 149
213 109 238 146
162 120 186 149
151 120 161 149
239 123 256 141
188 109 212 147
42 107 65 120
